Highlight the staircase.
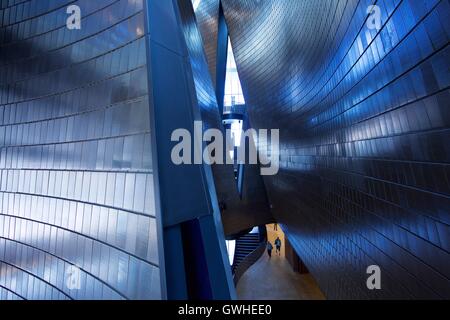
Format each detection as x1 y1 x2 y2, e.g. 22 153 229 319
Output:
232 233 261 274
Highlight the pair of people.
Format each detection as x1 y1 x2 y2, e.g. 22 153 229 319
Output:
267 237 282 258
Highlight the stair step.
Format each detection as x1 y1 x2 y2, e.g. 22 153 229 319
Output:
231 231 265 275
237 242 259 246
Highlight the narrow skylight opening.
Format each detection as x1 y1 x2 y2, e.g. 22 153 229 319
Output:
193 0 201 12
224 37 245 110
226 240 236 265
231 119 243 147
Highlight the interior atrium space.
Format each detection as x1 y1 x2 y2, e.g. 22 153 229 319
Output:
0 0 449 305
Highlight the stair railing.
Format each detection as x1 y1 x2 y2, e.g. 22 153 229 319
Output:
232 225 268 286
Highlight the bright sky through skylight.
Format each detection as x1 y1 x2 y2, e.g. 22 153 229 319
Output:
224 38 245 107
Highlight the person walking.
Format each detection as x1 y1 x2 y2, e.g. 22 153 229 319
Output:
274 237 282 256
266 241 273 258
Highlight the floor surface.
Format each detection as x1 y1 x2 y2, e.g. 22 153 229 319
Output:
236 224 325 300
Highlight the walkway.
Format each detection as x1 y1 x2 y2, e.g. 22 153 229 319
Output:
236 224 325 300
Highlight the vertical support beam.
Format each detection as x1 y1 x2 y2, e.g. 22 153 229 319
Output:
197 215 234 299
181 219 213 299
163 225 188 299
215 2 228 116
143 0 235 300
142 0 168 301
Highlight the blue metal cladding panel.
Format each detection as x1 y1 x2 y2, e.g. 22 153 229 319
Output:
0 0 162 299
222 0 450 299
180 0 221 130
191 0 220 89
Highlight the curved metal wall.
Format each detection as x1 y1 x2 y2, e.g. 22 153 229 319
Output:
0 0 162 299
191 0 220 89
223 0 450 298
